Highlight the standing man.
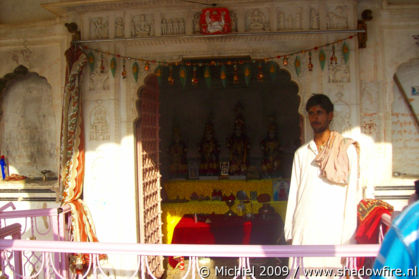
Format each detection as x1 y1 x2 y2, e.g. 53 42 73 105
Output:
284 94 361 269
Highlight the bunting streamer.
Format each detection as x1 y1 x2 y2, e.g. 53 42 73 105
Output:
132 61 139 82
78 34 356 86
220 64 227 88
179 65 186 88
319 49 326 71
244 64 251 87
155 65 162 85
87 52 95 72
342 42 350 64
269 61 277 81
110 57 117 77
204 65 211 88
294 56 301 76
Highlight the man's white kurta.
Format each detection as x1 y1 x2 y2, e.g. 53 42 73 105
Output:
284 139 360 268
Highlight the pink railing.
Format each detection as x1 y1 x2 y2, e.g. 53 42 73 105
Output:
0 204 72 279
0 240 380 279
0 223 23 279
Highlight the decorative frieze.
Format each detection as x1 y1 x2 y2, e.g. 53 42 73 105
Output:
131 14 154 37
309 7 320 30
90 17 109 39
326 5 348 29
246 9 270 32
115 17 125 38
161 18 185 35
277 7 303 30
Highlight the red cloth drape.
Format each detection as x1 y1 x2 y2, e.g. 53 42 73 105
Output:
355 199 393 269
60 45 99 246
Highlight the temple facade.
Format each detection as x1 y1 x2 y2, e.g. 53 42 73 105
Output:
0 0 418 276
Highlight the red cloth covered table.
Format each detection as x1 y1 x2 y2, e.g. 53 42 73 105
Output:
171 214 252 244
169 213 283 268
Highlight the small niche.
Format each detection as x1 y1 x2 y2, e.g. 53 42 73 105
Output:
0 66 58 180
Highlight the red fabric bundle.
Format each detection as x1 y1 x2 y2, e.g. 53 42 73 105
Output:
355 199 393 269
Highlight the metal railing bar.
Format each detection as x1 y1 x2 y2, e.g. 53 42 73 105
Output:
0 240 380 258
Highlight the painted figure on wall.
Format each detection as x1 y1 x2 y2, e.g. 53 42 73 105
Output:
261 116 281 177
199 119 220 176
227 103 250 175
168 127 187 178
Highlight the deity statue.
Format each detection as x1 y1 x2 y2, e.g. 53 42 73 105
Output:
168 127 187 178
260 117 281 177
227 103 250 175
199 119 220 176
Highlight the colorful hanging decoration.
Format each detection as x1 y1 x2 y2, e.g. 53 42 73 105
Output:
342 42 350 64
144 62 150 71
269 61 277 81
87 52 95 72
283 56 288 66
233 64 239 84
110 57 117 77
121 59 127 79
308 52 313 72
295 56 301 76
155 65 162 85
204 65 211 88
244 64 251 87
179 65 187 88
330 45 338 65
132 61 139 82
220 64 227 88
168 65 175 85
100 54 105 73
80 34 356 85
319 49 326 71
200 7 232 35
257 62 264 82
191 66 199 86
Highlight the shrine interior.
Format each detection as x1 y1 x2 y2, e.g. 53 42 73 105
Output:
159 59 301 182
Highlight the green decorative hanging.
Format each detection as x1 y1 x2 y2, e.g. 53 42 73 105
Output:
294 56 301 76
155 65 162 86
87 52 95 72
179 65 187 88
244 64 251 87
204 65 211 88
342 42 350 64
269 61 277 81
110 57 117 77
319 49 326 71
220 64 227 88
132 61 139 82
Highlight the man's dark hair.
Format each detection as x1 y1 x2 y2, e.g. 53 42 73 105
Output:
415 180 419 196
305 94 334 113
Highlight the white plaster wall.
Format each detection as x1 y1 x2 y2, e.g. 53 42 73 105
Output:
357 0 419 187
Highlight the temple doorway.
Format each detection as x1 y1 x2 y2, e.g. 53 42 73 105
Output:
158 59 301 182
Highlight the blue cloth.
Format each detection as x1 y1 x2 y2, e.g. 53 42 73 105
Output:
0 157 5 179
372 201 419 278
